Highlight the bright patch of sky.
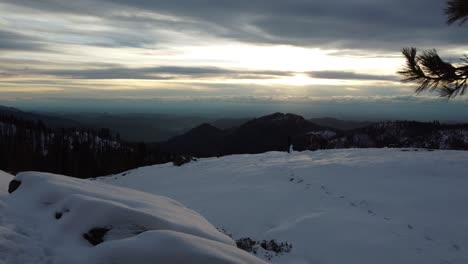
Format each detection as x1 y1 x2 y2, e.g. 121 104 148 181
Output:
0 0 467 119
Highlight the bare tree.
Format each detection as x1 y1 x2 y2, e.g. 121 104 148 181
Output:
399 0 468 98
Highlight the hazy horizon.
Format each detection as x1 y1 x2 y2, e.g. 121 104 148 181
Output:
1 0 467 121
2 96 468 123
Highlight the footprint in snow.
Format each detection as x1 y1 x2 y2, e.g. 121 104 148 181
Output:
320 185 333 195
390 230 402 237
407 224 414 230
451 244 461 251
424 236 433 241
43 247 53 257
410 247 423 254
359 200 370 207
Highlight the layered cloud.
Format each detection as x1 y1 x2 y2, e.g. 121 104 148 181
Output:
0 0 467 117
2 0 467 51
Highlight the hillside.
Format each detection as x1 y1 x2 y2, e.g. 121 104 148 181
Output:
98 149 468 264
0 114 131 177
0 105 80 128
329 121 468 150
0 114 180 177
309 117 374 130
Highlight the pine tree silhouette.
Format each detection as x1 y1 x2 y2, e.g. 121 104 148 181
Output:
399 0 468 98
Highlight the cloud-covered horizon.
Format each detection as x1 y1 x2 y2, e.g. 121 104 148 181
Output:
0 0 467 119
2 95 468 123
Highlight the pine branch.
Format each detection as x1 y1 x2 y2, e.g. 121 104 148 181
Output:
446 0 468 25
398 47 468 98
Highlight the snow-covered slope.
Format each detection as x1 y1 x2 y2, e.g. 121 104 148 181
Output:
0 171 266 264
98 149 468 264
0 170 12 196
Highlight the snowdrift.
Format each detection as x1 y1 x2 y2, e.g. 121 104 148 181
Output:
0 171 266 264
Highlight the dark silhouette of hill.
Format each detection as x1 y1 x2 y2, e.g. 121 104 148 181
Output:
329 121 468 149
224 113 325 154
2 105 468 178
161 113 330 156
46 112 211 143
0 105 80 128
0 112 181 177
309 117 374 130
210 117 252 130
163 123 226 157
161 114 468 157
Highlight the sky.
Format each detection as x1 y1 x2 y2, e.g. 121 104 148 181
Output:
0 0 468 120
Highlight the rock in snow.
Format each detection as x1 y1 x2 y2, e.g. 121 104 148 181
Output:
0 170 267 264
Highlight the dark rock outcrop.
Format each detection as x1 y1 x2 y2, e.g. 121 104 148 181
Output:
8 180 21 194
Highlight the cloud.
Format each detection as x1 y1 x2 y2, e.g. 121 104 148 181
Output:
2 0 467 52
32 66 294 80
0 29 44 51
309 71 399 81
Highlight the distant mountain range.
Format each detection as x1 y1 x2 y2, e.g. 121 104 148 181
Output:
161 114 468 156
1 105 467 177
0 105 80 128
0 107 251 143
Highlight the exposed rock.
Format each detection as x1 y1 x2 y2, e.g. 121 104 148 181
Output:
83 227 111 246
8 180 21 194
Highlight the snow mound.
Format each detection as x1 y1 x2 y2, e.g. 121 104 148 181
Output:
0 171 266 264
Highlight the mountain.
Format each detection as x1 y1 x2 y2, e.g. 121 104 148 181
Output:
224 113 326 154
309 117 374 130
97 148 468 264
0 105 80 128
163 123 226 156
0 106 218 143
210 117 253 129
161 113 331 156
54 112 212 143
161 116 468 156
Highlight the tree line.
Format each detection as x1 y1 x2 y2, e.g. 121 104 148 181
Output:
0 114 178 178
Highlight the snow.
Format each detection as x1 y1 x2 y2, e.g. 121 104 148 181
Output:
0 171 266 264
0 170 12 196
97 148 468 264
